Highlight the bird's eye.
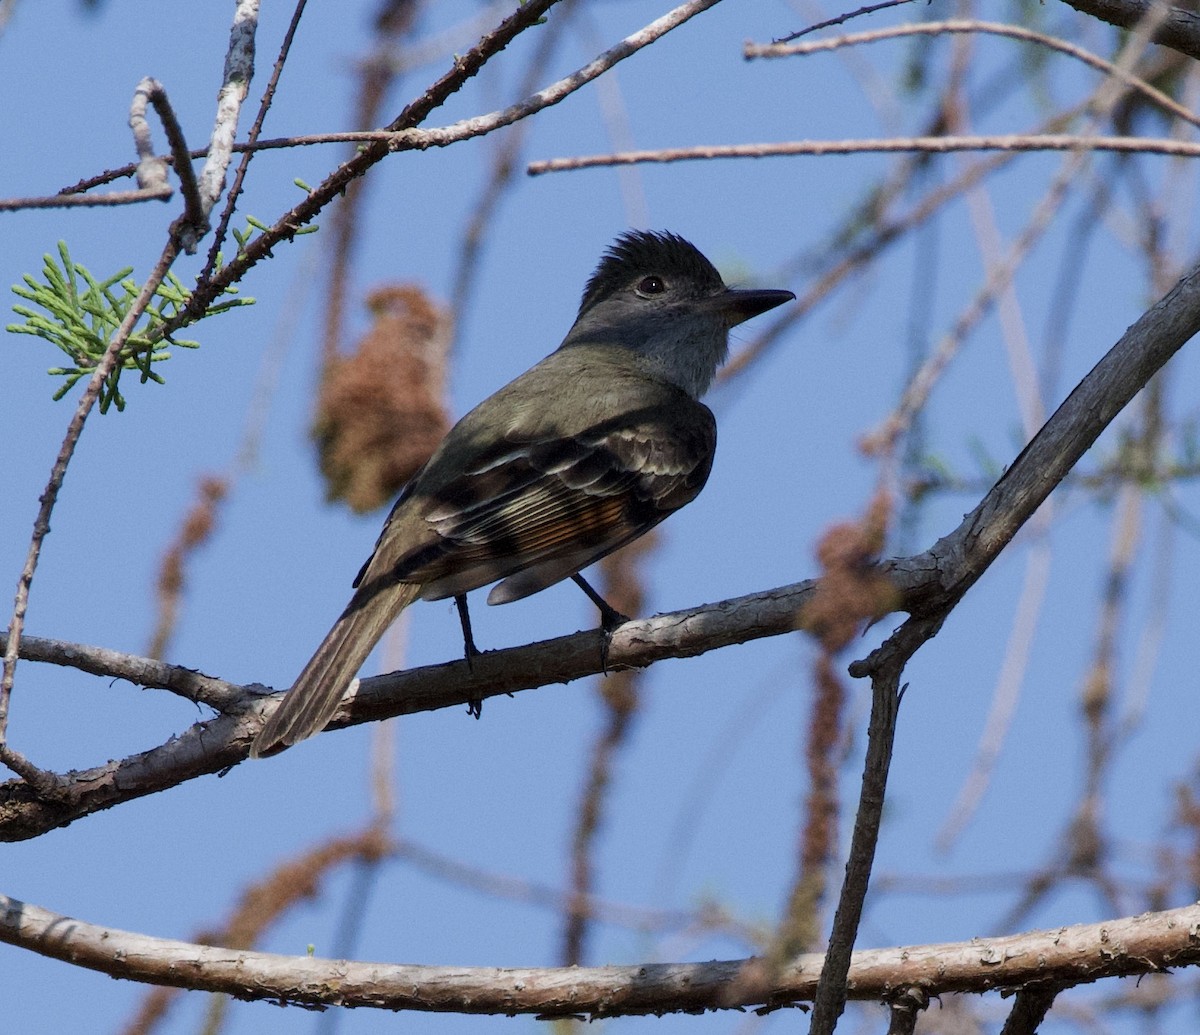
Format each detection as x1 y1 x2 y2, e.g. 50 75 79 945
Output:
636 275 666 296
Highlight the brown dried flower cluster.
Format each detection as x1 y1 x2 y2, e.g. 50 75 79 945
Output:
801 490 898 653
313 284 453 513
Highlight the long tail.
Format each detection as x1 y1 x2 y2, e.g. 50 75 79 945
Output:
251 582 421 757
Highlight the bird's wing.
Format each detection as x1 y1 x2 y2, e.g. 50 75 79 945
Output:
385 398 716 603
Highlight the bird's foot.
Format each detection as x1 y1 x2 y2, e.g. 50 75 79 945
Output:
571 575 631 675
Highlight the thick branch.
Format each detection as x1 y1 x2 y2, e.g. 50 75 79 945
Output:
1060 0 1200 62
901 258 1200 615
0 580 819 841
2 893 1196 1015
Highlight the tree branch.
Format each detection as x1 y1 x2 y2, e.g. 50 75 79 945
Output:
809 633 915 1034
2 893 1195 1015
1060 0 1200 62
0 580 820 841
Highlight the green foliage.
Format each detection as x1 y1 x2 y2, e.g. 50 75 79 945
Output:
8 241 252 412
229 211 318 259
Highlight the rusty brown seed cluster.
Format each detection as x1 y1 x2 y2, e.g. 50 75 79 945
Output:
313 284 453 513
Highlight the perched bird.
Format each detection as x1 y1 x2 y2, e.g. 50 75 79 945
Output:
252 230 793 757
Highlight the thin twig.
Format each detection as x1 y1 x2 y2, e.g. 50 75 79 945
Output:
528 133 1200 175
201 0 308 283
772 0 919 45
808 637 914 1035
885 986 929 1035
0 0 266 783
366 1 514 80
0 188 172 211
60 0 715 343
0 79 209 211
185 0 259 252
130 79 206 241
395 834 756 941
0 633 248 712
935 538 1052 850
319 0 423 366
719 148 1019 384
747 20 1200 131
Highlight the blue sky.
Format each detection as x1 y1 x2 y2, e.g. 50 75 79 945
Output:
3 2 1199 1032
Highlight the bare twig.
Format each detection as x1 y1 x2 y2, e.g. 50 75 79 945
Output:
0 188 172 212
184 0 259 252
772 0 920 44
936 539 1052 850
865 9 1170 461
0 0 267 782
0 633 248 713
885 986 930 1035
747 21 1200 131
808 628 915 1035
396 835 757 942
0 75 208 212
129 78 206 242
201 0 309 283
528 133 1200 176
719 147 1023 384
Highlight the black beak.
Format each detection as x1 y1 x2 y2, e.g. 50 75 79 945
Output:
715 287 795 326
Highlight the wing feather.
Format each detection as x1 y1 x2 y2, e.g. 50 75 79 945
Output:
407 400 715 601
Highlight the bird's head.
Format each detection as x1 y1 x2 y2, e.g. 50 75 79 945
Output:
561 230 793 397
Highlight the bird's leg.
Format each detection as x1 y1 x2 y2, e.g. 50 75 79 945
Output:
571 573 630 630
453 594 481 666
454 594 484 719
571 574 630 673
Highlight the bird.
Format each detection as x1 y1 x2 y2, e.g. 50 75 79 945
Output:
251 230 794 757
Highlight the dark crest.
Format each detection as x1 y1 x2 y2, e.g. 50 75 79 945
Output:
577 231 724 317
